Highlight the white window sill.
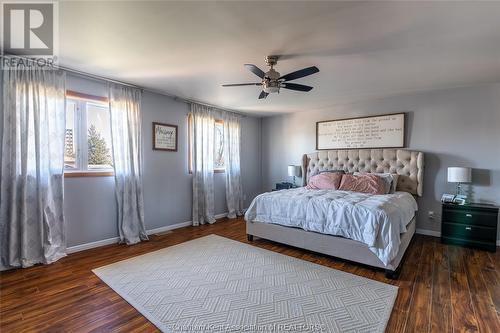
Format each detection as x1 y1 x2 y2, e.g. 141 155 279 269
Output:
64 170 114 178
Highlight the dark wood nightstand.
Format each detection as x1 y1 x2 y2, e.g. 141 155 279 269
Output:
441 203 498 252
272 182 298 191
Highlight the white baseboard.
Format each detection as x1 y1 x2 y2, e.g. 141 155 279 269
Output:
67 220 499 254
146 221 192 236
67 236 120 254
415 228 441 237
67 212 230 254
416 228 500 246
215 212 228 219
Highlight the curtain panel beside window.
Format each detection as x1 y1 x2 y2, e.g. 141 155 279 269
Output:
190 103 244 225
191 103 216 225
0 64 67 270
109 84 148 244
222 112 244 218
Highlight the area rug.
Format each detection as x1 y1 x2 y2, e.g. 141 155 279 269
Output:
93 235 397 332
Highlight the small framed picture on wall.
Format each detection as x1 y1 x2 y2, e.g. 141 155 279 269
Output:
153 122 178 151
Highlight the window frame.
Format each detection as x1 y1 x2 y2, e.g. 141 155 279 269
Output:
64 90 114 178
187 114 225 174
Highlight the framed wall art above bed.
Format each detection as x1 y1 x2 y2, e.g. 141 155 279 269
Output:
316 112 406 150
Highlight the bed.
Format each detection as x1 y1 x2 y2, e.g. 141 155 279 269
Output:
245 149 424 278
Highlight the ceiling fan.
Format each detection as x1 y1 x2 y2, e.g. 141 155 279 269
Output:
222 55 319 99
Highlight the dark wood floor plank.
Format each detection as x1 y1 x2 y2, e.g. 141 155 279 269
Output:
404 238 434 333
430 241 453 333
404 262 433 333
469 248 496 270
386 239 423 332
463 249 500 333
393 237 423 312
481 268 500 315
1 218 498 333
386 309 408 332
448 245 480 333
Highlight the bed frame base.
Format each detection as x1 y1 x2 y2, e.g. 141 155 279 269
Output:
384 268 399 280
248 231 404 279
246 217 416 277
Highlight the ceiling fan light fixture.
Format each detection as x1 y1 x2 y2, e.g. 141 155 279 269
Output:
263 80 280 93
222 56 319 99
264 68 280 80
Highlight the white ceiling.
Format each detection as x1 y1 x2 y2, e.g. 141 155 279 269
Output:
59 1 500 116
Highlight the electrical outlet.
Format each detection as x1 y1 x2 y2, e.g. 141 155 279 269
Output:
428 211 435 220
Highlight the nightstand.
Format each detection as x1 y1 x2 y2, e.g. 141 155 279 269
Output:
273 182 298 191
441 203 498 252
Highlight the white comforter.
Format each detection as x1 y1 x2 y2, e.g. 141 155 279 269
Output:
245 188 418 265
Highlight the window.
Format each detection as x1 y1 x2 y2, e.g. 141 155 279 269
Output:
64 91 113 176
188 114 225 173
214 120 225 171
64 100 77 169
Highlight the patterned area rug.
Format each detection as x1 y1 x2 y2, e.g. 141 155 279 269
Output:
93 235 397 332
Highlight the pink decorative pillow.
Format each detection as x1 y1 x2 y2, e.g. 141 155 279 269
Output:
306 172 343 190
338 174 386 195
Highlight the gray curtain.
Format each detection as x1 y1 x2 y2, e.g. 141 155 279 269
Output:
109 84 147 244
0 64 66 270
222 112 244 218
191 103 216 225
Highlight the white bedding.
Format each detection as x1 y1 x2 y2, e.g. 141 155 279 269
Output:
245 188 418 265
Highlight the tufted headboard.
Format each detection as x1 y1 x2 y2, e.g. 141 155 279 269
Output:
301 149 424 196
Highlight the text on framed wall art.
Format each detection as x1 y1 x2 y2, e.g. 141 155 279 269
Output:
316 113 405 150
153 122 178 151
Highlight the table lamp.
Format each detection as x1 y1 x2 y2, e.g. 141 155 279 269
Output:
288 165 301 187
447 167 471 196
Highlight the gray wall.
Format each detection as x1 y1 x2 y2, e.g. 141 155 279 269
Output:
64 75 262 247
261 83 500 240
3 72 499 246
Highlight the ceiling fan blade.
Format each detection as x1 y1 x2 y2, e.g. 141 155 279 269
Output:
222 83 261 87
282 83 313 92
279 66 319 81
258 91 269 99
244 64 266 79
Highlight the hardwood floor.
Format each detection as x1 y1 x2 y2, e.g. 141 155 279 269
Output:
1 217 499 332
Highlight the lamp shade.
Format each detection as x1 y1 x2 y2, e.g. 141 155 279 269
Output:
447 167 471 183
288 165 301 177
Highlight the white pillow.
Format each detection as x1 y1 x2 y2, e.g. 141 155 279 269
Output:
390 174 399 193
353 172 398 194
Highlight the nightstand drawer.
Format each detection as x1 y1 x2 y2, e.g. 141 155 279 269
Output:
442 208 498 227
441 222 496 242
